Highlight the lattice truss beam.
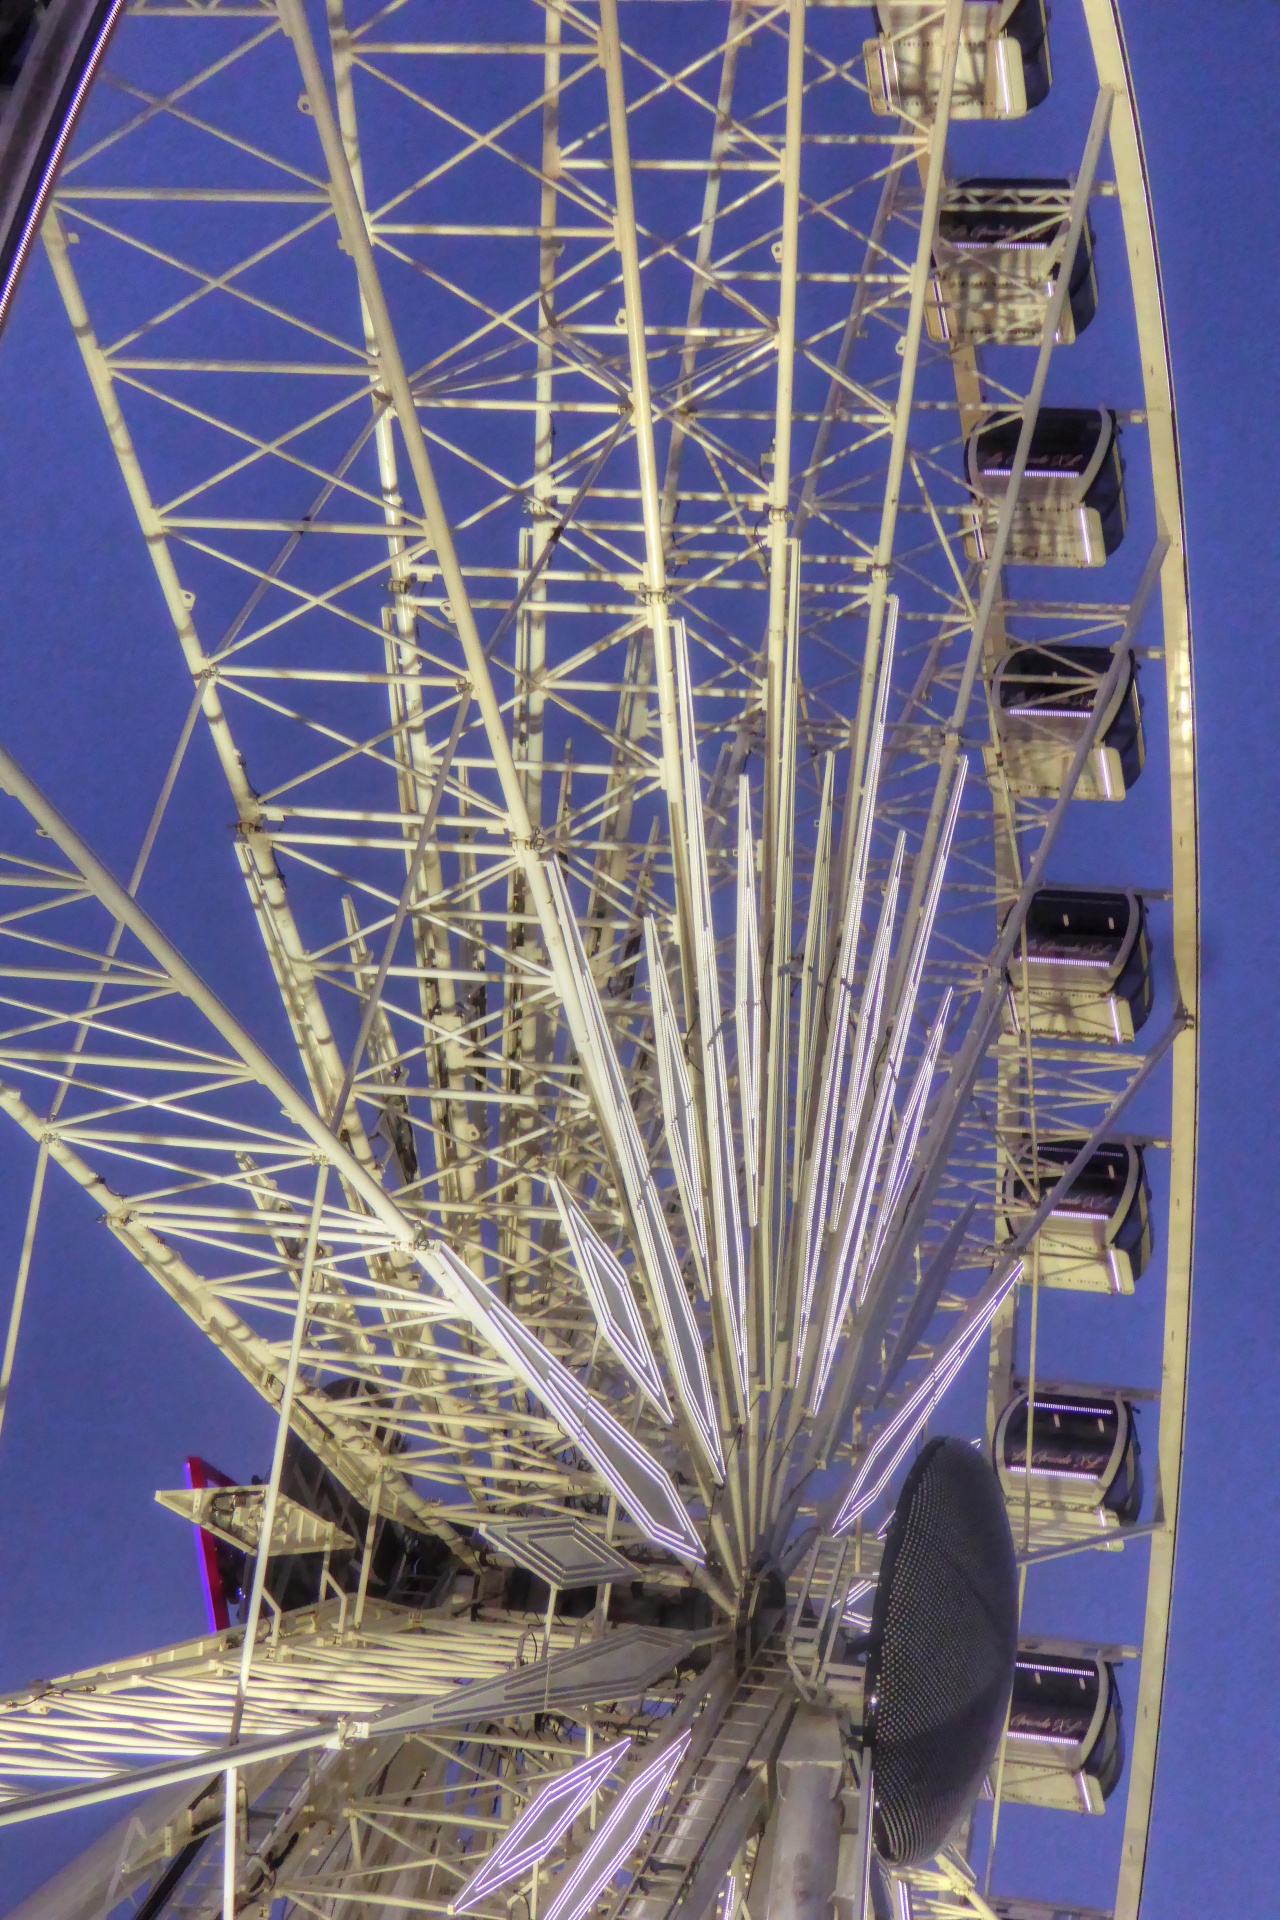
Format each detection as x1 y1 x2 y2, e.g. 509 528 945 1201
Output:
0 3 1191 1918
8 0 1169 1553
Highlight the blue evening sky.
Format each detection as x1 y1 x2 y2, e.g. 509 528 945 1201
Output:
0 8 1274 1914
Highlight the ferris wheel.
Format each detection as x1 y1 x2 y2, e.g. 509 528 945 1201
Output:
0 3 1197 1919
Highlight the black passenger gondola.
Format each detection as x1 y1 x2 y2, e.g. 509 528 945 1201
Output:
1001 1136 1152 1292
999 1644 1126 1814
929 178 1098 347
865 1 1050 120
965 407 1126 568
1006 887 1152 1043
990 643 1143 801
994 1390 1143 1541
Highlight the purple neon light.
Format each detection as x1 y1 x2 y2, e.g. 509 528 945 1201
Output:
455 1737 631 1912
542 1731 691 1920
0 0 128 334
832 1263 1022 1533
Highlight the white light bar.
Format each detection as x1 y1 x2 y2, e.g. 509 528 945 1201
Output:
862 990 954 1289
674 620 747 1393
455 1737 631 1911
423 1243 704 1561
791 605 898 1360
811 847 910 1403
543 1731 691 1920
736 777 761 1224
814 761 968 1396
832 1261 1022 1533
841 1576 875 1624
645 915 709 1272
550 1177 672 1420
835 836 904 1210
546 860 723 1481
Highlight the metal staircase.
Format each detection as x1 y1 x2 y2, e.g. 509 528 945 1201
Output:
612 1647 794 1920
784 1534 883 1712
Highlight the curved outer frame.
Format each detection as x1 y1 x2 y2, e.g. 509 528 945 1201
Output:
1079 4 1199 1914
0 4 1199 1916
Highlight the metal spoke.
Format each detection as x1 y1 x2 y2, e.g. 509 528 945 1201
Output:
0 7 1197 1920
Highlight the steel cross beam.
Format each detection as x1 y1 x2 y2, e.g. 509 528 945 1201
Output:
0 740 610 1496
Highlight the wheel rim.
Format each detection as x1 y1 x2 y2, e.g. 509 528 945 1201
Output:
0 6 1197 1919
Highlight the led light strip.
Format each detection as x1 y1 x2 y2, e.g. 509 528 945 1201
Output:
455 1737 632 1911
546 859 723 1480
424 1243 703 1561
543 1731 692 1920
673 619 748 1394
1023 953 1121 968
1003 1465 1105 1482
832 1261 1022 1533
550 1177 672 1420
736 778 762 1224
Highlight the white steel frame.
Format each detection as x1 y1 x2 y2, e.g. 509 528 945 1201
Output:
0 5 1196 1920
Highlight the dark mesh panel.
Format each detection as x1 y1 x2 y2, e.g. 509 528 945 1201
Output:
865 1437 1018 1865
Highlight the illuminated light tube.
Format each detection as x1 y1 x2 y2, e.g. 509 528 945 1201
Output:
860 990 954 1298
550 1176 672 1420
736 778 761 1220
1021 1398 1118 1414
948 241 1054 253
455 1737 631 1911
796 832 902 1361
1002 704 1094 718
981 466 1090 480
841 1576 875 1623
1004 1465 1101 1482
832 1263 1022 1534
645 916 709 1271
547 860 723 1481
814 761 966 1403
1005 1729 1089 1747
423 1243 704 1562
1017 1659 1095 1676
792 606 899 1360
543 1732 691 1920
1023 954 1117 969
